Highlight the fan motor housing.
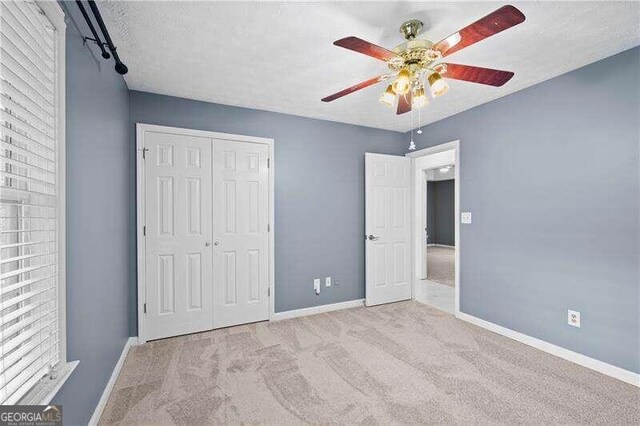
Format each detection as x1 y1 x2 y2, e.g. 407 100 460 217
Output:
388 39 442 71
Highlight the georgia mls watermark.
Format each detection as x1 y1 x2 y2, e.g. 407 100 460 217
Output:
0 405 62 426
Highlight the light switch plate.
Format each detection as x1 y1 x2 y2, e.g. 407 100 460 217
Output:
568 310 581 328
461 212 472 224
325 277 331 287
314 278 321 295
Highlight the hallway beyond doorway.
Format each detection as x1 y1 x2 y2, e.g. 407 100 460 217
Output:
426 246 454 287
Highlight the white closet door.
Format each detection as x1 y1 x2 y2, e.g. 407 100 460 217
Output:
365 153 412 306
144 132 213 340
213 139 270 328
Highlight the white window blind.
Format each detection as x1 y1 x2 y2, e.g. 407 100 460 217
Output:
0 1 61 405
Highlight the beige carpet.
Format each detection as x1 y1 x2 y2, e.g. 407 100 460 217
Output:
100 301 639 424
427 246 455 287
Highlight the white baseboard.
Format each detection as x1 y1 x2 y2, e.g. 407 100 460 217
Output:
457 312 640 387
433 244 455 248
89 337 139 426
273 299 364 321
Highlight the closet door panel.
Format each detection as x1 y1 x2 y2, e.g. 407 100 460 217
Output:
144 132 213 340
212 139 269 328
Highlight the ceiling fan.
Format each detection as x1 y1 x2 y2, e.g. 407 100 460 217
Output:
321 5 526 115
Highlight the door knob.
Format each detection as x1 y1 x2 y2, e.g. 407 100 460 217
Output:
205 242 211 247
367 234 380 241
214 241 220 246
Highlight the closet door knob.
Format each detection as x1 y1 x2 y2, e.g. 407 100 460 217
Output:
205 242 211 247
214 241 220 246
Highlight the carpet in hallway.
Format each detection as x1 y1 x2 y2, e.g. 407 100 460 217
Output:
427 246 455 287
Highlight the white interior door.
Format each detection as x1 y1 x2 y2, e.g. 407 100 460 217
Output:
144 132 213 340
365 153 412 306
213 139 270 328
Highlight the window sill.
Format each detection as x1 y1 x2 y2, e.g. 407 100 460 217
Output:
19 361 79 405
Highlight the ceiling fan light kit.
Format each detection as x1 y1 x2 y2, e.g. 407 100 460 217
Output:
392 68 411 94
322 5 526 117
428 72 449 97
379 85 396 107
412 87 428 109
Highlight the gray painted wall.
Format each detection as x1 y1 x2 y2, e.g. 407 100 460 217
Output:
129 92 404 331
52 3 131 424
410 47 640 373
427 180 455 246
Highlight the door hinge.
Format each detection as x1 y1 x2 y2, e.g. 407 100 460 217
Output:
142 147 149 160
267 158 270 169
143 303 147 314
143 226 146 236
267 223 270 232
267 287 270 297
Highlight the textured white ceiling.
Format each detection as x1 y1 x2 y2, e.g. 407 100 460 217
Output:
99 1 640 132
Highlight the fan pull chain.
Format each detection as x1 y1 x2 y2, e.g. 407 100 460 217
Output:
409 108 416 151
417 107 423 134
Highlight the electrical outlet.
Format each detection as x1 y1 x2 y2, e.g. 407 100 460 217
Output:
461 212 472 224
314 278 321 295
325 277 332 287
568 310 580 328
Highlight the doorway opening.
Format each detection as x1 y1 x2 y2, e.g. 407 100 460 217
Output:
425 165 455 312
408 141 459 315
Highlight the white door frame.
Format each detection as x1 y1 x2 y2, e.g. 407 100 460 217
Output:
136 123 275 343
406 140 460 316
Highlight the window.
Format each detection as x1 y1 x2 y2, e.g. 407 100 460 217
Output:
0 1 72 405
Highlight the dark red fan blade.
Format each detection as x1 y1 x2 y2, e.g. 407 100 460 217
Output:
397 91 412 115
441 63 514 86
333 36 400 62
433 5 525 57
321 75 387 102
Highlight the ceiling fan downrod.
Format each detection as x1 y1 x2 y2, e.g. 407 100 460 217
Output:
399 20 424 41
